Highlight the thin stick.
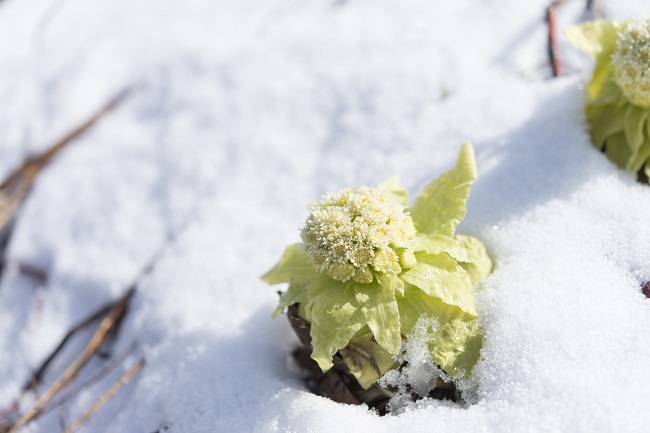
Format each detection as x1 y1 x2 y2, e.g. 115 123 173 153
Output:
22 297 118 392
3 177 193 431
34 89 130 168
546 1 564 78
63 358 145 433
0 88 131 242
8 289 134 433
41 342 138 414
0 259 47 284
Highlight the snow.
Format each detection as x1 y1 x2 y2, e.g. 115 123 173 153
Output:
1 0 650 432
379 316 456 413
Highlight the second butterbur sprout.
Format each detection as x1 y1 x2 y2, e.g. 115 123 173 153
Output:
567 18 650 181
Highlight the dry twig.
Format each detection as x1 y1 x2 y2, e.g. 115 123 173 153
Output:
1 222 183 431
0 296 121 428
7 289 134 433
0 260 47 284
22 292 132 393
63 358 145 433
546 0 564 78
0 88 131 256
41 342 138 414
0 169 193 431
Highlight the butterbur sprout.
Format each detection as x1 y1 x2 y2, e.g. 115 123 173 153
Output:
567 18 650 181
262 143 492 404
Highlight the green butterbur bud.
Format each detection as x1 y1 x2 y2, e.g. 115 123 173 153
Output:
301 186 415 282
262 143 492 391
325 262 356 283
371 248 400 273
399 250 417 269
352 265 374 284
567 18 650 181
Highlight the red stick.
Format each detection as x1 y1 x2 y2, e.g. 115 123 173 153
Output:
546 2 564 78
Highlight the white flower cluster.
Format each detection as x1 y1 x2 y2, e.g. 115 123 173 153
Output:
301 187 417 283
612 18 650 107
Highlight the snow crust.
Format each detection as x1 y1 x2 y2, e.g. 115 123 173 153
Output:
1 0 650 432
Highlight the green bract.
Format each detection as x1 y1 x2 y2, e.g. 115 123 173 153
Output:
567 19 650 180
262 143 492 389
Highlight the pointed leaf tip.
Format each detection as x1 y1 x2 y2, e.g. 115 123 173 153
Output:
458 142 477 180
408 142 477 238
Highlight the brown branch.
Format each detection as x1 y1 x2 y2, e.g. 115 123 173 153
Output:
8 289 134 433
34 88 130 169
41 342 138 415
22 293 129 393
0 260 47 284
0 183 190 431
0 88 131 249
63 358 145 433
546 1 564 78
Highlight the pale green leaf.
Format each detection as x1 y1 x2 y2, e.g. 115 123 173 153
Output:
378 176 409 206
355 281 402 355
309 282 366 371
398 284 472 334
406 233 470 262
566 21 621 103
624 105 648 157
408 143 476 237
261 244 318 285
587 103 624 150
605 132 632 169
377 271 404 296
340 331 399 389
636 120 650 174
590 71 622 105
629 126 650 173
400 252 476 316
428 318 482 379
302 274 348 322
565 20 618 58
272 282 310 318
397 286 481 378
455 235 493 285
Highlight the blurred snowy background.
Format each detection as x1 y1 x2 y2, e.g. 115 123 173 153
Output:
1 0 650 432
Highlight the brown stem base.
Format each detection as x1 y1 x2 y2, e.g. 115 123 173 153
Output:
286 305 461 415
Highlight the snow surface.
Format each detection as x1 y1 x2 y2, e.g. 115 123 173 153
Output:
1 0 650 432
